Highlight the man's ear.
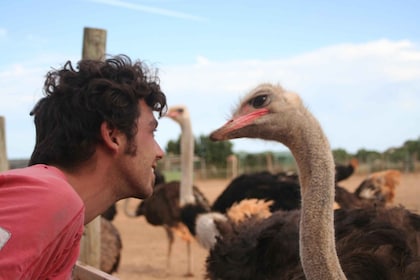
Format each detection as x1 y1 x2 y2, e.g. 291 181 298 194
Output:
100 122 120 151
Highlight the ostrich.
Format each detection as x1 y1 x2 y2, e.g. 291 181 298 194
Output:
209 83 346 279
207 83 420 279
335 169 401 210
354 169 401 206
160 105 212 276
127 181 210 276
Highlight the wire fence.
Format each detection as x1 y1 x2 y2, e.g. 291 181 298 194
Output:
157 154 420 181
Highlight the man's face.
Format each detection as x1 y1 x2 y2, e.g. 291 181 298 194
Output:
119 100 164 198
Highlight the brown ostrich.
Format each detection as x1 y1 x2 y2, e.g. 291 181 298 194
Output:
335 169 402 210
208 83 420 280
126 181 209 276
354 169 401 206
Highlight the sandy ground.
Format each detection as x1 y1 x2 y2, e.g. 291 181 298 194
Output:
110 173 420 280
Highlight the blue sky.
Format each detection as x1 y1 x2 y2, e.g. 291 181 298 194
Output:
1 0 420 159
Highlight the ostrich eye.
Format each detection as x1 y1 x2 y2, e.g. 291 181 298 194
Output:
177 108 184 113
249 95 270 108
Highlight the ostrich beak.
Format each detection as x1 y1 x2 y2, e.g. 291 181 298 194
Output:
164 111 177 118
210 108 269 141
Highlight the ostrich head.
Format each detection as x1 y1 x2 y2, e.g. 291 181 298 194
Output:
210 83 303 145
165 105 190 127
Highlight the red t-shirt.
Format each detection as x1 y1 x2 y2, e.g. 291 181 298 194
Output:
0 164 85 279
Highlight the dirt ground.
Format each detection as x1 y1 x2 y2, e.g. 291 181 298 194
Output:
111 173 420 280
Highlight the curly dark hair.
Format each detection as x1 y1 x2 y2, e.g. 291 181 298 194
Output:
29 54 167 168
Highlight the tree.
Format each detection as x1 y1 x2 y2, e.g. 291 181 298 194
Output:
165 134 233 168
196 135 233 168
165 136 181 154
355 148 381 163
403 139 420 160
332 148 352 163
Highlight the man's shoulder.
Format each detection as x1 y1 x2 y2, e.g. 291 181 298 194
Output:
2 164 81 201
0 164 84 223
0 165 85 275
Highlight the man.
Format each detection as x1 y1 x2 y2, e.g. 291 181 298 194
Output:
0 54 167 279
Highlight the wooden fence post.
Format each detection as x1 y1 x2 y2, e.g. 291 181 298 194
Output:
227 154 238 179
0 116 9 172
82 27 107 61
266 152 273 173
78 27 107 269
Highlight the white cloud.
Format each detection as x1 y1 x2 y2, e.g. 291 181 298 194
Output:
0 64 44 107
161 39 420 95
157 39 420 154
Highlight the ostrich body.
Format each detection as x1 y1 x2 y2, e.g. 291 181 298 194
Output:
209 83 420 279
205 205 420 279
211 171 301 214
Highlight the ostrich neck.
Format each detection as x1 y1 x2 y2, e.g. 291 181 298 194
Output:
179 120 195 206
285 113 346 280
